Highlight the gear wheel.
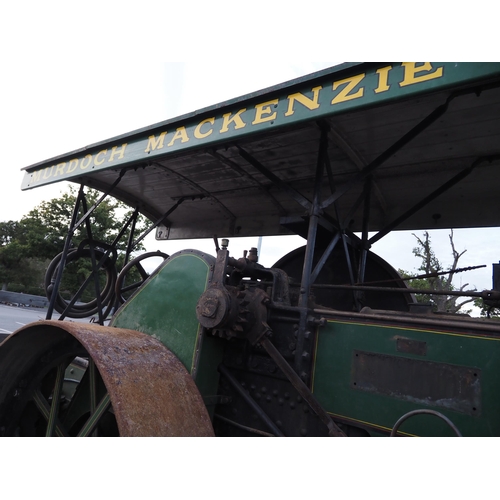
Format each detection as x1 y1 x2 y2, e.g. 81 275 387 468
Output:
196 285 270 343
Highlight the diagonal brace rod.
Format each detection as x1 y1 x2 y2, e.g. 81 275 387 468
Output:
321 95 456 210
237 146 312 210
369 155 500 245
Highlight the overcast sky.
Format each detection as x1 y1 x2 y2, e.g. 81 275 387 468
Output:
1 61 498 299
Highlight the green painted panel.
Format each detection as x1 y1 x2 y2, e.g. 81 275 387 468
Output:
111 250 226 409
111 250 213 374
22 62 500 191
312 319 500 436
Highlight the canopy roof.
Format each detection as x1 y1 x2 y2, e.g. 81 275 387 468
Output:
21 62 500 240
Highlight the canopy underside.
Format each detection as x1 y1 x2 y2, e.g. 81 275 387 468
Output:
22 63 500 240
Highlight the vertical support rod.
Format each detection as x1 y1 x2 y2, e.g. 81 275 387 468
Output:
358 175 372 285
123 208 140 268
116 208 140 312
80 193 105 325
294 126 328 373
46 185 85 320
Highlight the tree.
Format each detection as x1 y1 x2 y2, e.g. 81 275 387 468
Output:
473 297 500 318
400 230 476 314
0 187 148 294
0 221 27 290
19 187 144 259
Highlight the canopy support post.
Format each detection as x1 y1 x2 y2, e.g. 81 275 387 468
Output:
294 125 329 377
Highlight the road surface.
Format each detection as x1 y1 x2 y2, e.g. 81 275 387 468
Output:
0 304 93 343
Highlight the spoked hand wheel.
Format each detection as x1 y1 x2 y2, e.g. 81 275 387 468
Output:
44 244 117 319
115 251 169 303
0 321 214 437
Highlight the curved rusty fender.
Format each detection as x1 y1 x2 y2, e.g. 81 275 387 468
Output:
0 320 214 437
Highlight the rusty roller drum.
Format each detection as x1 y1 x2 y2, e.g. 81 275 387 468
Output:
0 321 214 437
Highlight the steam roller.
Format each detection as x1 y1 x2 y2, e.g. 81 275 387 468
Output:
4 62 500 437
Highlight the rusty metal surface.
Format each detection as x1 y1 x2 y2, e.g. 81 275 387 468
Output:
351 349 481 416
0 320 214 436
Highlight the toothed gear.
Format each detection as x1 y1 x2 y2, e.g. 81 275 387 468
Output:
196 286 270 342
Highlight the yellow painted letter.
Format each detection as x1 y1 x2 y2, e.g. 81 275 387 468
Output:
285 87 322 117
220 109 247 133
43 166 54 179
67 159 79 173
32 169 43 183
331 74 365 105
145 133 167 153
168 127 189 147
109 143 127 161
253 99 278 124
194 117 215 139
374 66 392 93
80 154 92 170
54 162 66 177
400 63 444 87
94 150 107 166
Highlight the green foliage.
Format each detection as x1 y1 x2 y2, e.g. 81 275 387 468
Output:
0 186 148 295
473 298 500 318
21 187 144 258
397 269 433 304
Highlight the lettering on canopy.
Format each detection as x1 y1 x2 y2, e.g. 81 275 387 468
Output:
23 62 477 190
